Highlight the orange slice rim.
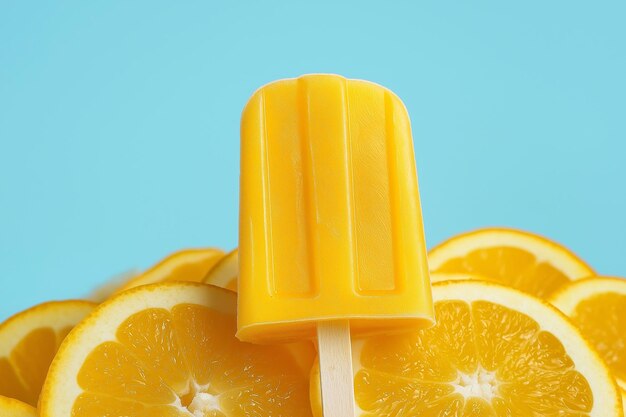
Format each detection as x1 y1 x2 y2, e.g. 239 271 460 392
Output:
429 227 594 278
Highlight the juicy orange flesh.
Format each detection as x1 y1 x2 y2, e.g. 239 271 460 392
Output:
572 293 626 382
356 300 593 416
435 247 571 297
75 304 313 416
0 326 70 406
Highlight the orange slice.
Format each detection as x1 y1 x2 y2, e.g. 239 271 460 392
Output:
550 276 626 393
0 300 96 406
116 248 224 294
0 395 37 417
203 249 238 291
428 228 594 298
40 282 314 417
311 281 621 416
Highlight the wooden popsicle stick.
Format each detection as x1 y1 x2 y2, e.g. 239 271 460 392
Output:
317 320 356 417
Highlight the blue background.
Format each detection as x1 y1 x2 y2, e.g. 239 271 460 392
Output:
1 1 625 320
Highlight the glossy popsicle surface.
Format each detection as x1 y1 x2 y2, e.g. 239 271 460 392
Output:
237 74 434 344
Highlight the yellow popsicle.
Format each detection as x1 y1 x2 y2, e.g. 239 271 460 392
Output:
238 74 433 342
237 74 434 416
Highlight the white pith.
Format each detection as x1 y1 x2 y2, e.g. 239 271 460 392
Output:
173 381 222 416
453 367 498 401
204 249 239 288
187 392 222 416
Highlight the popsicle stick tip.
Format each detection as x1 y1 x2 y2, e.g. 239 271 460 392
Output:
317 320 356 417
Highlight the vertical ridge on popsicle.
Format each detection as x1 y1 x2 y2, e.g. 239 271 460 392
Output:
296 77 317 297
384 89 402 292
259 90 275 298
348 82 395 294
387 90 428 298
343 76 360 301
305 75 353 304
263 80 315 297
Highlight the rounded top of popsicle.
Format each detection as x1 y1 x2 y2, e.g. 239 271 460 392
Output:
242 73 411 129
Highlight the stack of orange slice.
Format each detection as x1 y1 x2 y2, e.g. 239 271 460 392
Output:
0 227 623 416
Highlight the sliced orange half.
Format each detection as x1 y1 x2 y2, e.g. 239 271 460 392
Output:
0 394 37 417
0 300 96 406
40 282 314 417
311 281 621 416
428 228 594 298
550 276 626 394
116 248 224 294
203 249 238 291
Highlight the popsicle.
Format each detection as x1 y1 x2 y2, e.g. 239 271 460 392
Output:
237 74 434 416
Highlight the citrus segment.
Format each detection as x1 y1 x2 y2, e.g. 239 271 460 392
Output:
0 300 96 406
311 281 620 416
203 249 238 291
551 276 626 392
0 394 37 417
117 248 224 293
428 228 594 298
116 308 190 393
40 283 313 417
